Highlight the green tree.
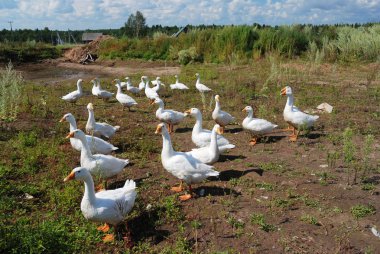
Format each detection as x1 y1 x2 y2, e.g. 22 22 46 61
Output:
123 11 147 38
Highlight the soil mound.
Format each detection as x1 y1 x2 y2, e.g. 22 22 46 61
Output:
63 35 113 63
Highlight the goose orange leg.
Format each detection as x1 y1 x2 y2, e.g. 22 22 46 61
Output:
171 181 183 192
179 185 192 201
289 128 299 142
249 137 258 146
97 223 110 232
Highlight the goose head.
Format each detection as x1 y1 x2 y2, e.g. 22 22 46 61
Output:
281 86 293 96
213 124 222 135
151 97 163 105
125 77 130 81
59 113 74 123
184 107 200 117
215 94 220 102
64 167 90 182
174 74 178 79
87 103 94 110
242 106 253 113
114 79 121 88
65 129 86 140
154 122 167 134
195 73 200 78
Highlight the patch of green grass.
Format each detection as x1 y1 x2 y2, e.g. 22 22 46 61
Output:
300 214 319 225
273 198 294 208
255 182 274 191
250 213 276 232
361 183 376 191
350 204 376 219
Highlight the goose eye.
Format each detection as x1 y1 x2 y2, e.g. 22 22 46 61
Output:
78 170 81 173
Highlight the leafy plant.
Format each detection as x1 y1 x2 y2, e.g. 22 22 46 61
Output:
250 213 276 232
350 204 376 219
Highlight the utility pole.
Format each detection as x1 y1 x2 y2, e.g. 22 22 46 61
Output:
8 21 13 41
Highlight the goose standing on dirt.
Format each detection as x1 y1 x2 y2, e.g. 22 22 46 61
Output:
170 75 189 90
138 76 147 91
151 77 165 93
91 79 100 96
184 108 235 152
212 95 235 134
123 77 142 95
66 129 129 180
152 97 185 133
195 73 212 92
64 167 136 242
62 79 84 103
85 103 120 138
242 106 278 146
92 78 114 101
155 123 219 201
60 113 118 154
144 77 159 102
114 79 138 111
186 124 222 164
281 86 319 141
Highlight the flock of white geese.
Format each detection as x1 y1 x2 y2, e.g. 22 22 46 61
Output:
61 73 319 241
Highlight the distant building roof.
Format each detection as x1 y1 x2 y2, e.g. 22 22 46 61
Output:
82 33 103 42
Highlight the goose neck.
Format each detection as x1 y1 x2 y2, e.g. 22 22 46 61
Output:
193 113 203 133
161 129 174 157
78 134 93 159
285 94 294 110
67 118 78 132
82 175 96 205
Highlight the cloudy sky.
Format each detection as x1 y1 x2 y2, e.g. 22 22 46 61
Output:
0 0 379 30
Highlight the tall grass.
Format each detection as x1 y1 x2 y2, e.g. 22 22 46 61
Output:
0 62 23 121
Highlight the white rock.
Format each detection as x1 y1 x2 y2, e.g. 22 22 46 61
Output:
371 227 380 238
317 103 333 113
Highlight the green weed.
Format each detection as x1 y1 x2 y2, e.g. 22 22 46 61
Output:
350 204 376 219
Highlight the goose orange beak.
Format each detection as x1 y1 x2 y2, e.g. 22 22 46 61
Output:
150 99 156 105
59 116 66 122
184 109 191 115
216 127 222 135
242 108 246 112
155 124 163 134
65 132 74 139
64 171 75 182
281 87 286 96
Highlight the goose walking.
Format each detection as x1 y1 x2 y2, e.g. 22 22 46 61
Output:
64 167 136 242
155 123 219 201
242 106 278 145
151 77 165 93
144 77 159 102
92 78 114 101
281 86 319 141
85 103 120 138
60 113 118 154
62 79 84 103
152 97 185 133
123 77 142 95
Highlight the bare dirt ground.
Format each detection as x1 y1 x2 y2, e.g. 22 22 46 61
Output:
4 59 380 253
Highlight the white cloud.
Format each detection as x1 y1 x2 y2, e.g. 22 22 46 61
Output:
0 0 378 30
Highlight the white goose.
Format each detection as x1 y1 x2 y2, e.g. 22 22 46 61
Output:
186 124 221 164
281 86 319 141
153 98 185 133
151 77 165 93
242 106 278 145
60 113 118 154
114 79 138 111
62 79 84 103
138 76 147 91
195 73 212 92
155 123 219 201
184 108 235 152
85 103 120 138
144 77 159 102
64 167 136 242
170 75 189 90
66 129 129 179
212 95 235 134
123 77 141 95
91 79 100 96
93 78 114 101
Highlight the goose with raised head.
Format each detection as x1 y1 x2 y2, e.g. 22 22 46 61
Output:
184 108 235 152
170 75 189 90
186 124 222 164
60 113 118 154
114 79 138 111
242 106 278 145
66 129 129 180
195 73 212 92
151 76 166 93
85 103 120 138
281 86 319 141
123 77 142 95
62 79 84 103
138 76 147 91
212 95 235 134
144 77 159 102
93 78 114 101
155 123 219 201
64 167 136 242
152 97 185 133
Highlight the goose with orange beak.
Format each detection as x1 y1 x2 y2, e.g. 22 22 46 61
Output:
64 167 136 243
152 97 185 133
144 76 159 103
185 108 234 152
85 103 120 138
212 95 235 134
242 106 278 146
155 123 219 201
61 78 84 103
114 79 138 111
281 86 319 141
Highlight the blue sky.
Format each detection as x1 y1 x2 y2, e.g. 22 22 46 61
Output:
0 0 379 30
